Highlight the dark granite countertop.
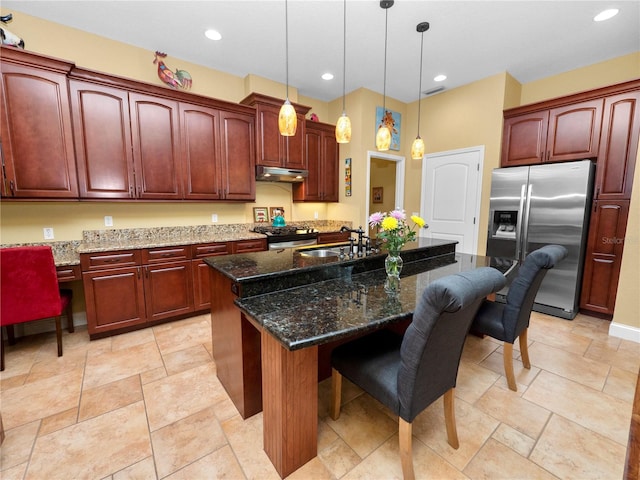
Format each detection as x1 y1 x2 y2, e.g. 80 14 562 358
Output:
204 237 458 297
235 252 516 351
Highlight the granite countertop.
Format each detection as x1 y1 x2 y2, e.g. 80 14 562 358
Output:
235 252 516 351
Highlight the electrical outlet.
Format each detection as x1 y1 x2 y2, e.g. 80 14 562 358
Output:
211 214 218 223
43 227 54 240
314 211 319 219
104 215 113 227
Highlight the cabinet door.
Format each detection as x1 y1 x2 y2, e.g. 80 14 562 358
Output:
83 266 146 336
594 92 640 200
129 93 182 199
144 260 194 322
297 127 322 201
232 238 267 253
321 129 339 202
283 113 306 170
501 111 549 167
580 199 629 315
0 62 78 198
220 111 256 200
256 106 283 167
69 80 135 199
180 103 222 200
547 99 603 163
192 242 230 310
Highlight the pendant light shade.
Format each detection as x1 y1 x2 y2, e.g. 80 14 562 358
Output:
279 0 297 136
411 21 430 160
377 1 393 151
336 0 351 144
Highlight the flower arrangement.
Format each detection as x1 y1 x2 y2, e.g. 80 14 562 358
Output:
368 209 427 256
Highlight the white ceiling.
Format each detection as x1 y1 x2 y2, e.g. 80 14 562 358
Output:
3 1 639 103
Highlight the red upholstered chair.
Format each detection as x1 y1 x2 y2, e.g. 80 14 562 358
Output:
0 246 72 371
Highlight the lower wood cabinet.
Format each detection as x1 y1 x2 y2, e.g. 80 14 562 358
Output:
317 231 349 244
580 199 630 315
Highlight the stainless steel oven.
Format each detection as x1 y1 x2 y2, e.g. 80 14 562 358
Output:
253 225 319 250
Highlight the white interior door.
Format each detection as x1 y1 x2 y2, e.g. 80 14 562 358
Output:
420 146 483 254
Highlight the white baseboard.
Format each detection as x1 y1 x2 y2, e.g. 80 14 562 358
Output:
609 321 640 344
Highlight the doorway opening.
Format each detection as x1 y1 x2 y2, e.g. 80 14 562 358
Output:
366 150 405 237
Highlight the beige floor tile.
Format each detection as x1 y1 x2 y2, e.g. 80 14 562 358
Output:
162 344 212 376
412 396 499 471
523 370 632 445
0 462 28 480
530 414 626 479
140 366 167 385
325 393 397 458
25 401 151 480
221 413 281 480
142 363 223 431
475 385 550 439
585 338 640 375
527 321 593 355
318 436 362 478
151 406 227 478
39 407 78 436
25 348 88 383
317 419 340 452
0 420 40 472
83 341 163 389
79 375 143 422
455 360 501 404
527 341 610 390
1 368 83 430
479 350 540 391
460 334 499 364
317 376 364 420
604 365 638 403
163 445 244 480
152 316 211 356
491 423 536 458
464 438 557 480
287 456 334 480
1 372 28 390
112 456 157 480
111 328 156 352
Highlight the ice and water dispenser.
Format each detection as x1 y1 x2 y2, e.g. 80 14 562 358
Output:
490 210 518 240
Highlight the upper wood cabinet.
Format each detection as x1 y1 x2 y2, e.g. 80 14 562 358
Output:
293 121 339 202
240 93 310 170
218 110 256 200
501 98 603 167
593 91 640 200
0 47 78 198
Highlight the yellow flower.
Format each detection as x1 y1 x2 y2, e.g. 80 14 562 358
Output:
381 216 398 231
411 215 425 228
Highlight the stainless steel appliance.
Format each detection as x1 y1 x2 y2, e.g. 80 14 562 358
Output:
253 225 319 250
486 160 595 319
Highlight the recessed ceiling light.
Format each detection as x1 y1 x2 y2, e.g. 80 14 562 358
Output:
434 74 447 82
204 29 222 40
322 73 334 81
594 8 619 22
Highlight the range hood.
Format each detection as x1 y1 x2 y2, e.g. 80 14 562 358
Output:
256 165 308 183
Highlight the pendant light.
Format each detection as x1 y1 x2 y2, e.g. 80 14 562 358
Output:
335 0 351 143
279 0 297 136
376 0 393 151
411 21 430 160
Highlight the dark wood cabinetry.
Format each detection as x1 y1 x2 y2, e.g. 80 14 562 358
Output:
240 93 310 170
580 200 629 315
317 231 350 244
293 121 339 202
501 99 603 167
0 47 78 198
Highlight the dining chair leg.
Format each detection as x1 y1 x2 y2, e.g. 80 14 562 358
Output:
65 299 74 333
55 315 63 357
330 368 342 420
519 328 530 369
6 325 16 346
399 417 415 480
1 329 4 372
443 388 459 449
503 342 517 391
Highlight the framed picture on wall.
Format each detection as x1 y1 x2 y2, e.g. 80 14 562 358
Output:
372 187 383 203
253 207 269 223
375 107 401 151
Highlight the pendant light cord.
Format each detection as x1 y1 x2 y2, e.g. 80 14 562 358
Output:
285 0 290 99
342 0 347 113
416 29 424 132
382 6 388 112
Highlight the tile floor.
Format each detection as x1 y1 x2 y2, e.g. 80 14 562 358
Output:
0 311 637 479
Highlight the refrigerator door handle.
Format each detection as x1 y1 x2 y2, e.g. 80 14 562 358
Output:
515 184 526 261
522 183 533 258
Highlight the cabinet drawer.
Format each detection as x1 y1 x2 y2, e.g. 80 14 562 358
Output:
232 238 267 253
56 265 81 282
143 246 191 264
317 231 349 244
81 250 141 271
192 242 230 258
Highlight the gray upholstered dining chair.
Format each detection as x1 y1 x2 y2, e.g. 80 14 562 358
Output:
471 244 568 391
330 267 507 480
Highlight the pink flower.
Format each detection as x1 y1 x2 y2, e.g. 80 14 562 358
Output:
390 209 406 221
368 211 385 228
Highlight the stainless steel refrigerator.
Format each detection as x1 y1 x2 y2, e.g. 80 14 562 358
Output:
486 160 595 319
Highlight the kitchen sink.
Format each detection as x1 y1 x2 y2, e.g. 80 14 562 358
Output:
298 248 340 257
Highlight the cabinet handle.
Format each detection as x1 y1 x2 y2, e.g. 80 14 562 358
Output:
145 266 149 278
593 199 598 213
137 267 141 279
9 180 15 196
129 186 134 198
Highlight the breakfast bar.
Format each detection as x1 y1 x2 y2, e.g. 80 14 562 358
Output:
206 239 516 477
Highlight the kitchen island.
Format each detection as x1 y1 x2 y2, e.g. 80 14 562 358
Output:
205 239 516 477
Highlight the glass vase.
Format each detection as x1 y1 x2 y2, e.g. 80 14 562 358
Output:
385 253 403 279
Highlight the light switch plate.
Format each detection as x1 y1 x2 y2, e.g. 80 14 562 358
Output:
43 227 54 240
211 214 218 223
104 215 113 227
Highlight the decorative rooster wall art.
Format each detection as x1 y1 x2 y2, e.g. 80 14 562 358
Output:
153 51 192 90
1 13 25 49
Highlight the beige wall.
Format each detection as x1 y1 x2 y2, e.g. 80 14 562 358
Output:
1 8 639 332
